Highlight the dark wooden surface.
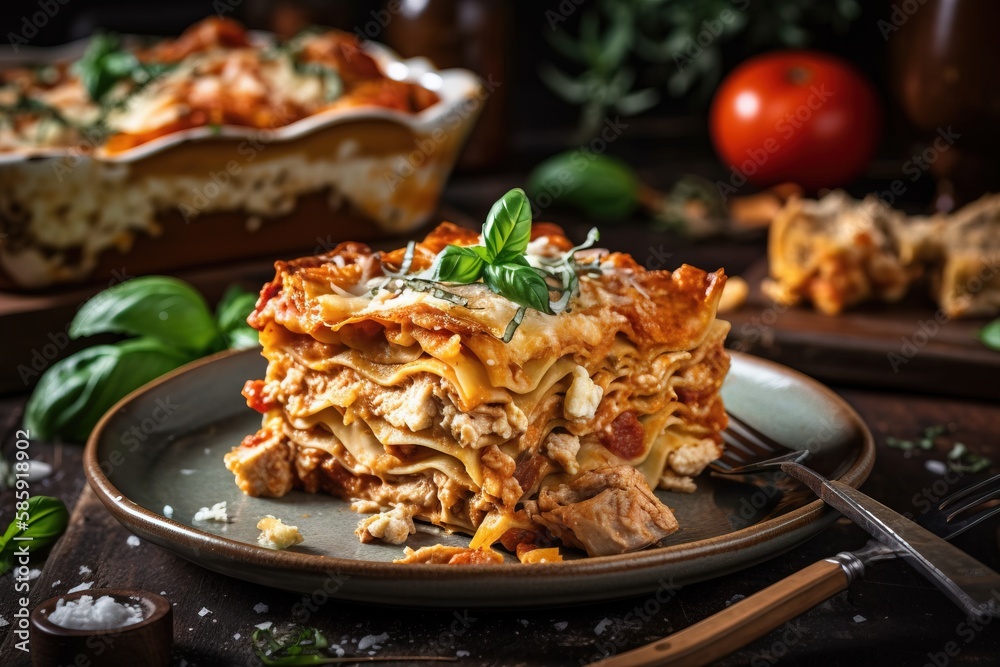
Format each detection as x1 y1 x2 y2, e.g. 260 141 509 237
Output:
726 260 1000 401
1 389 998 666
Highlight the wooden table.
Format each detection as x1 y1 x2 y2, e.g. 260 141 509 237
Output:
2 183 999 666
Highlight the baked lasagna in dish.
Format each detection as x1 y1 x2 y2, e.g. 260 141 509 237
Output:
0 18 480 289
227 190 730 561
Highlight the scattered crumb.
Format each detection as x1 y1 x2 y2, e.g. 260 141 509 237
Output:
853 614 867 623
519 619 529 627
204 448 211 455
51 580 61 587
163 505 174 518
160 591 167 595
358 633 388 650
28 568 42 581
725 594 746 607
595 618 611 635
198 607 211 617
925 460 948 475
257 516 304 550
457 650 470 657
126 536 141 547
253 603 269 614
233 632 241 640
355 507 415 545
554 621 568 631
193 501 228 523
212 619 217 623
255 621 273 631
68 582 94 593
79 566 92 576
350 499 382 514
180 469 196 475
331 645 346 657
0 617 8 628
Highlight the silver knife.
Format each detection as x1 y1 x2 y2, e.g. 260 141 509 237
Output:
781 461 1000 619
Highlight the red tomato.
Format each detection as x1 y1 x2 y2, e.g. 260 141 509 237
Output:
709 51 882 191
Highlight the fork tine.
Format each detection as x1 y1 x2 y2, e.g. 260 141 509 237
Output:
727 413 787 456
724 423 778 460
939 473 1000 513
935 504 1000 541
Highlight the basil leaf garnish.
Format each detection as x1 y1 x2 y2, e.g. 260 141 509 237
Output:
483 262 553 315
483 187 532 263
430 245 487 283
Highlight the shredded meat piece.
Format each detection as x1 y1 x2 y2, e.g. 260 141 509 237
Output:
527 465 678 556
480 446 523 507
394 545 504 565
355 506 416 545
543 432 581 475
224 426 294 497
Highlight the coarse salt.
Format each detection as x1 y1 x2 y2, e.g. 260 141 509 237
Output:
358 633 388 650
126 536 141 547
48 595 144 630
253 603 268 614
163 505 174 518
67 582 93 593
198 607 212 617
193 501 228 522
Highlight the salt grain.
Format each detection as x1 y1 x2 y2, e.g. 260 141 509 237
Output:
233 632 241 640
253 603 269 614
925 460 948 476
163 505 174 518
28 568 42 581
193 501 228 522
853 614 867 623
67 582 93 593
595 618 611 635
198 607 211 617
554 621 568 631
127 536 141 547
0 617 8 628
48 595 144 630
256 621 272 630
51 580 61 587
79 566 92 576
457 650 470 657
358 632 388 650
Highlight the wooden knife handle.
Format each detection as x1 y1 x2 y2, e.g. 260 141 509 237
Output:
588 558 855 667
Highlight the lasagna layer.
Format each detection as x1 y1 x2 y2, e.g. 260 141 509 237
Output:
227 223 730 557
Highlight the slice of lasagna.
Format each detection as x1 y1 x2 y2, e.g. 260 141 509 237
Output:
763 191 918 315
226 195 729 559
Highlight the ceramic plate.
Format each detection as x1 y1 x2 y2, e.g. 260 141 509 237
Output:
85 350 874 607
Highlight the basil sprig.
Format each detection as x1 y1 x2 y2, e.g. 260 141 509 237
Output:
0 496 69 575
25 277 260 441
419 188 598 341
980 318 1000 351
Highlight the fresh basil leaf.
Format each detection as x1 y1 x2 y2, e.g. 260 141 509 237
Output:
70 276 219 353
0 496 68 575
216 284 259 343
430 245 486 283
76 32 138 103
483 262 553 314
979 318 1000 351
25 338 192 442
483 188 532 263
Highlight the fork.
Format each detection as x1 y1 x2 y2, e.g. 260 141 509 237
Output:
589 468 1000 667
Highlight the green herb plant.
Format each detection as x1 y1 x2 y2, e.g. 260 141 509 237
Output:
886 425 992 474
381 188 600 343
251 626 457 665
25 278 260 442
0 496 69 575
543 0 862 140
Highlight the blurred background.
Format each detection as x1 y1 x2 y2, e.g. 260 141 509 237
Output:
4 0 999 212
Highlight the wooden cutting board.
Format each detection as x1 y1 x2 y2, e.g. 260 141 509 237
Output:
724 259 1000 400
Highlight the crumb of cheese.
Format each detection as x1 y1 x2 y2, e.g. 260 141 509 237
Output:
256 515 304 550
564 366 602 421
355 506 416 545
